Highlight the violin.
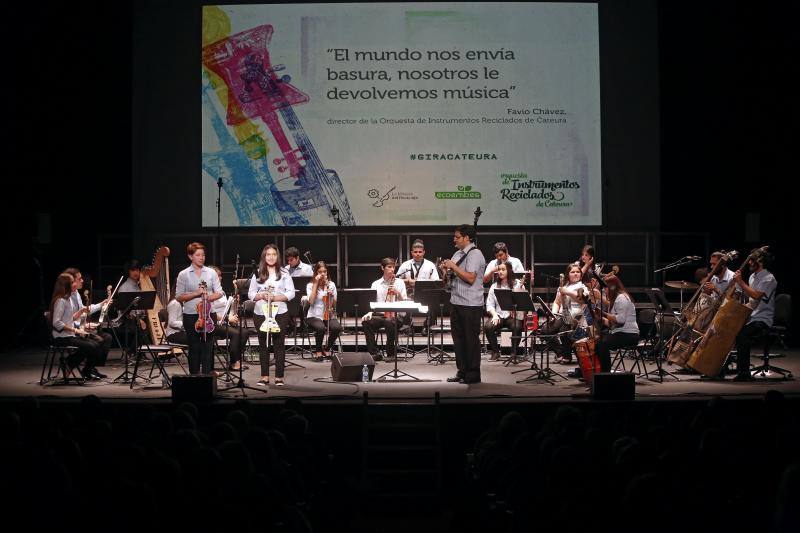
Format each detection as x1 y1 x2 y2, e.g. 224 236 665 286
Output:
195 280 215 338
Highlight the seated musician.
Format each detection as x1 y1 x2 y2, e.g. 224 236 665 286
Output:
115 259 147 350
306 261 342 361
63 267 111 377
703 251 734 300
541 263 589 364
732 249 777 382
482 242 525 284
361 258 407 361
398 239 440 290
248 244 296 387
164 289 187 345
551 263 600 376
595 274 640 372
211 266 247 371
284 247 314 277
49 273 103 380
483 261 524 361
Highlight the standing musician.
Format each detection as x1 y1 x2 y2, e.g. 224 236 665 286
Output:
361 258 407 362
306 261 342 361
482 242 525 284
284 247 314 277
248 244 296 387
484 260 524 361
62 267 112 375
397 239 440 292
49 273 102 380
210 266 247 372
594 274 640 373
732 248 777 382
175 242 223 375
441 224 487 384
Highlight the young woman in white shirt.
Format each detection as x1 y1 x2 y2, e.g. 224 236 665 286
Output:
306 261 342 361
248 244 296 387
595 274 640 372
483 261 524 361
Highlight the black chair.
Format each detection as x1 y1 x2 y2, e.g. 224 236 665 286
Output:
40 312 84 386
751 294 793 379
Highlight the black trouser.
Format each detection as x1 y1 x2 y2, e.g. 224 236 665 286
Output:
363 315 399 357
183 314 216 375
539 317 572 358
306 317 342 352
451 304 483 382
253 312 290 378
735 320 769 377
167 331 188 345
595 332 640 373
213 324 246 365
86 332 112 366
483 315 523 354
54 336 101 371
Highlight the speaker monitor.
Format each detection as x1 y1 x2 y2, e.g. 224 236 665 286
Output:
331 353 376 382
592 372 635 401
171 374 217 402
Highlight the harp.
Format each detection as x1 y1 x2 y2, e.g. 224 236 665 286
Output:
140 246 171 344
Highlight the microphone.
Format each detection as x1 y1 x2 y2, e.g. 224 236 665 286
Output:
687 256 702 261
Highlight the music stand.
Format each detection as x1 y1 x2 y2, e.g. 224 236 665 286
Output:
415 282 452 364
372 301 430 382
512 295 569 384
645 288 680 382
494 290 535 366
219 284 268 397
110 291 154 383
337 289 376 352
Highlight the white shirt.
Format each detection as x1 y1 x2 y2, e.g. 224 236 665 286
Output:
248 271 296 316
710 268 734 298
486 280 525 319
746 269 778 327
286 261 314 277
175 266 222 315
306 281 338 320
119 277 141 293
608 293 639 335
484 255 525 279
397 258 440 281
370 277 407 304
165 299 184 338
51 297 74 338
554 281 589 327
70 290 102 327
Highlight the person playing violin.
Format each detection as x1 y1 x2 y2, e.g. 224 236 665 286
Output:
248 244 296 387
306 261 342 361
175 242 223 375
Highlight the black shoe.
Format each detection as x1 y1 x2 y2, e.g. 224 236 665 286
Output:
446 375 464 383
81 367 100 380
489 350 501 361
90 368 107 379
567 368 582 378
372 353 383 362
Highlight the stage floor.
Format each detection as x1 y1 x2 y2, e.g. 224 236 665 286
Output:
3 342 799 403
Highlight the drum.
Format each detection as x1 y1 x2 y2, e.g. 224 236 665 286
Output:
574 338 601 385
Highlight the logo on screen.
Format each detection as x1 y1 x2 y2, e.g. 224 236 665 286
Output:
435 185 482 200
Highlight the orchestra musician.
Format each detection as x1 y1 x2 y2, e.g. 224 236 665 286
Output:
552 263 601 380
732 249 777 382
48 273 103 380
284 247 314 277
442 225 487 384
62 267 112 375
361 258 407 361
594 274 640 373
248 244 296 387
482 242 525 284
397 239 440 290
115 259 147 350
175 242 223 375
210 266 247 372
164 288 187 345
703 251 735 300
484 260 524 361
306 261 342 361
